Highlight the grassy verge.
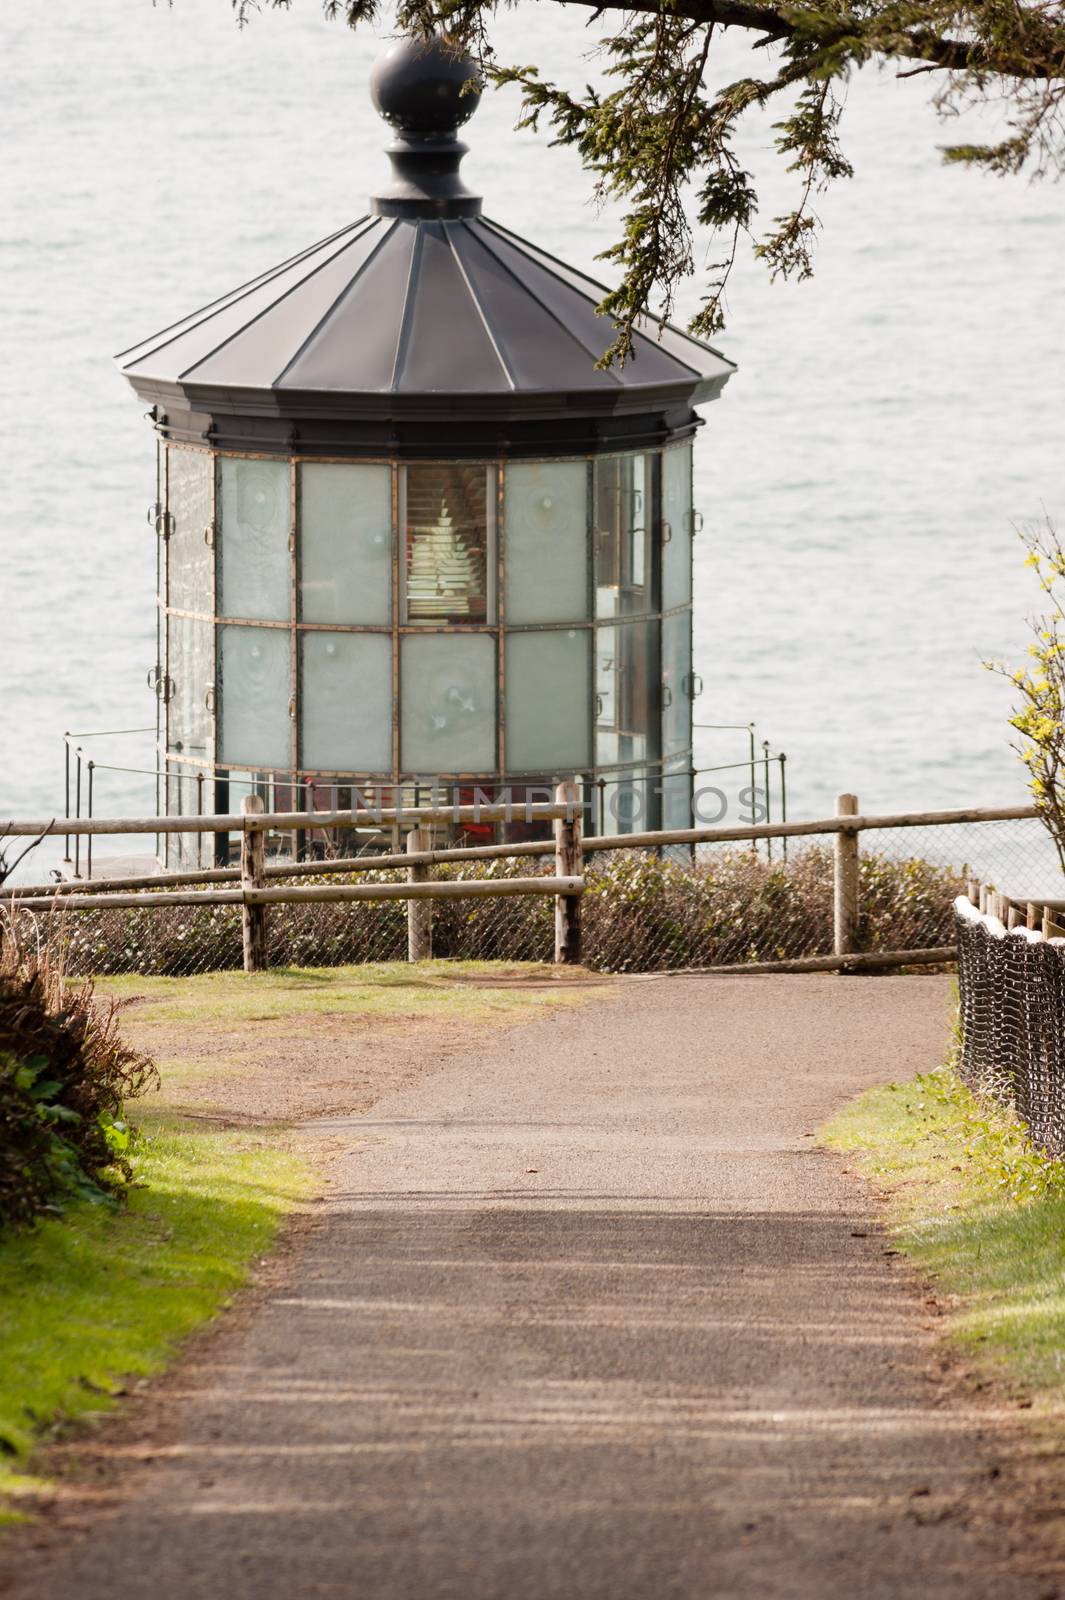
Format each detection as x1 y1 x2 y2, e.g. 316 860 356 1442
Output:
0 1117 314 1521
822 1066 1065 1403
101 959 600 1029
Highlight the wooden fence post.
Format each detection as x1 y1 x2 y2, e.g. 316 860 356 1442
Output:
1028 901 1039 931
407 825 432 961
240 794 268 974
833 793 859 970
554 778 582 966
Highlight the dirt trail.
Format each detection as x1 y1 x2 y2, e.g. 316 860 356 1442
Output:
4 972 1063 1599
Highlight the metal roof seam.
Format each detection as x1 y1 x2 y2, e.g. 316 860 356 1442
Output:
479 215 733 376
389 222 425 392
173 218 384 382
464 219 624 387
271 219 398 390
443 224 516 392
115 218 370 369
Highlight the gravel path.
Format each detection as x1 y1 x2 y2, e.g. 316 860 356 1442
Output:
5 972 1061 1599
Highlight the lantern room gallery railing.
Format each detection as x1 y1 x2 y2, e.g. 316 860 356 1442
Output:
58 722 791 879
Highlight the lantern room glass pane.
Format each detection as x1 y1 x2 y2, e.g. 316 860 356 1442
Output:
299 463 391 625
219 457 291 622
300 632 392 773
662 441 693 610
219 624 291 768
661 759 692 832
661 609 692 757
505 629 591 772
596 620 658 767
504 462 588 624
594 454 654 618
599 770 654 836
164 761 205 872
404 464 492 624
401 634 496 772
167 613 212 761
167 447 213 613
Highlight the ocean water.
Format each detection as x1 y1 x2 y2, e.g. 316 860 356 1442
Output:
1 1 1062 876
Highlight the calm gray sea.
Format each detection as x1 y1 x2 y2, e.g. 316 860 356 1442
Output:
2 1 1063 874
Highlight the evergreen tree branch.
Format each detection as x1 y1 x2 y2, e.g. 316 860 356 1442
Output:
235 0 1065 361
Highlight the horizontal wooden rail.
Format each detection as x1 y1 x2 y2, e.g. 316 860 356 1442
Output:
3 866 244 898
7 889 244 911
5 876 583 914
1 801 574 839
1 838 558 901
4 800 1036 846
268 838 555 874
581 803 1037 855
246 877 582 907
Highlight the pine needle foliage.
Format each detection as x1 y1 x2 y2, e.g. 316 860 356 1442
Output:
233 0 1065 361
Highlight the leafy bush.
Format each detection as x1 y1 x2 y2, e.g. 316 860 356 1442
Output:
0 929 158 1229
585 847 834 969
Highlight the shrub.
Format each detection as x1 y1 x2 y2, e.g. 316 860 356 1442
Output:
0 928 158 1229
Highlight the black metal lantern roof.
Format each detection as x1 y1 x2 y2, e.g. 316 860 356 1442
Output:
118 38 735 459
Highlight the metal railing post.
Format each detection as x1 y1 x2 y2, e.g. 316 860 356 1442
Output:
63 733 71 865
554 778 583 966
833 793 860 970
86 761 95 880
73 746 83 879
689 765 697 863
241 794 268 973
407 825 433 961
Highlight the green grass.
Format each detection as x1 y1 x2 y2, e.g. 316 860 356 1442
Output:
104 960 599 1028
823 1066 1065 1403
0 1119 314 1521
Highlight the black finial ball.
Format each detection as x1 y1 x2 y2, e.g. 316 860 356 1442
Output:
371 36 482 138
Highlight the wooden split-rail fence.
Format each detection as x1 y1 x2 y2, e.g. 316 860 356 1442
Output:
1 791 1043 976
4 785 586 974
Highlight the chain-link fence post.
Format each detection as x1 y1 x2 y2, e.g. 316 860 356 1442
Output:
834 792 860 970
407 825 432 961
241 794 268 973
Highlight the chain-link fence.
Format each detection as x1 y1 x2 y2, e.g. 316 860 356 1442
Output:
5 811 1055 979
956 897 1065 1155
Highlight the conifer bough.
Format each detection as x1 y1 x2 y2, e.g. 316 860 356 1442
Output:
237 0 1065 362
